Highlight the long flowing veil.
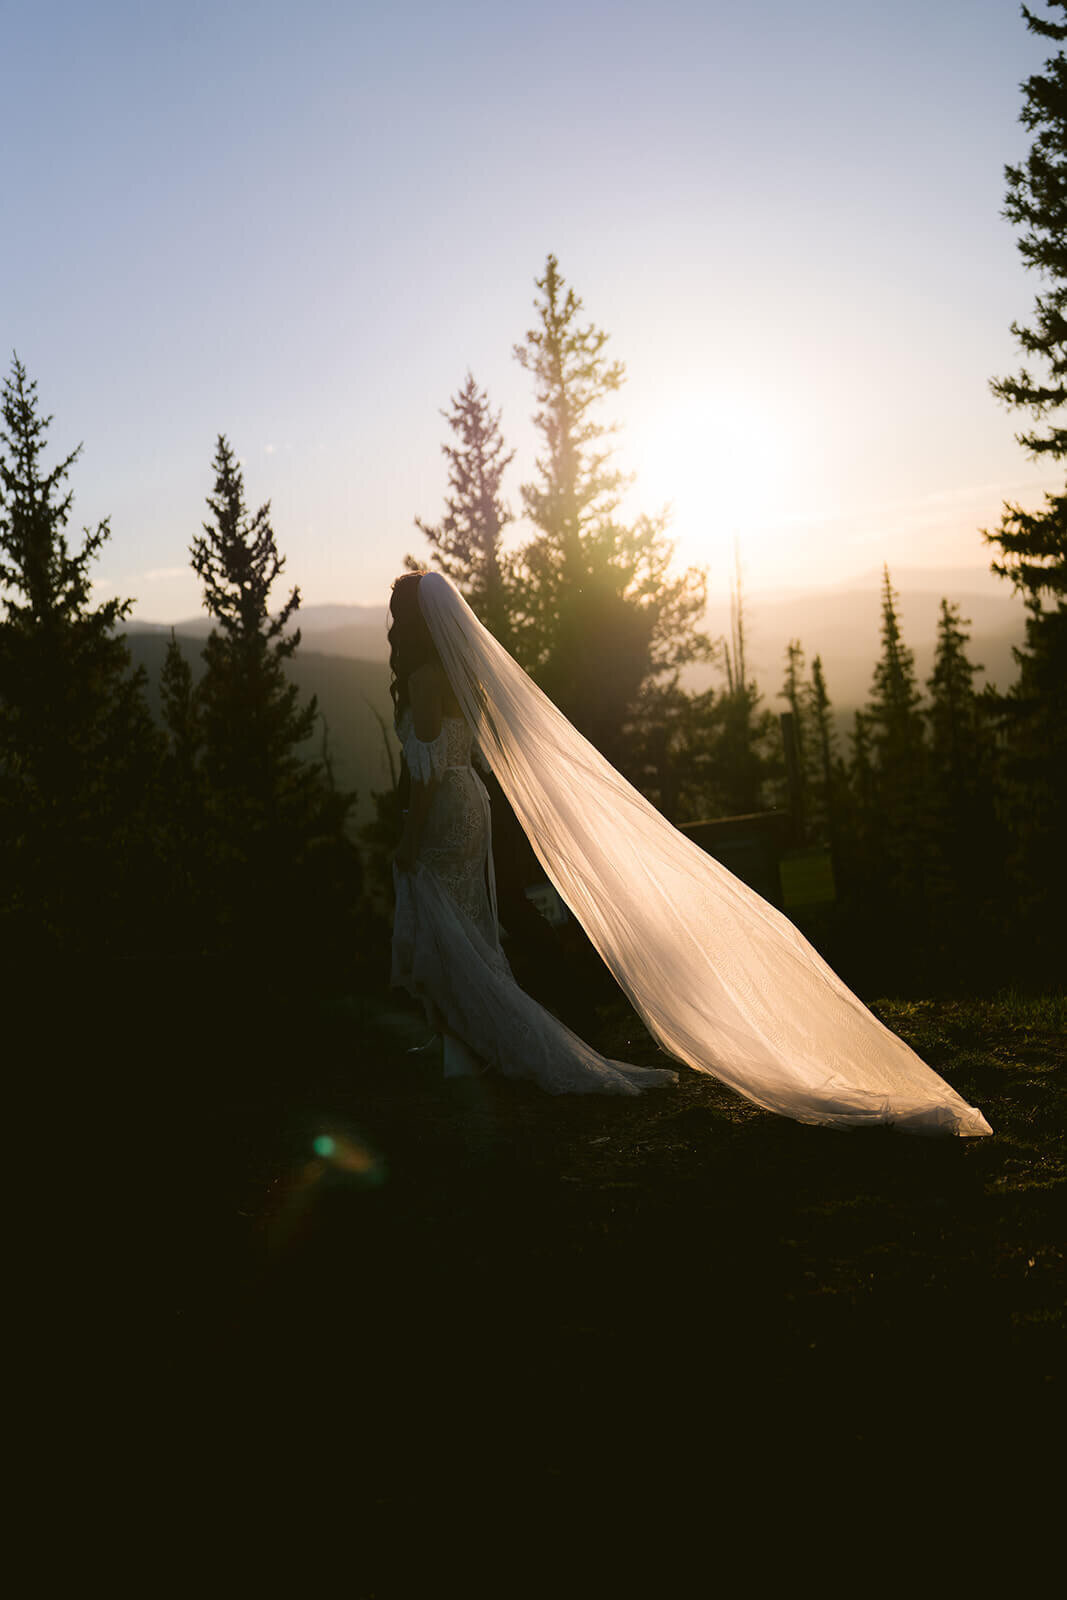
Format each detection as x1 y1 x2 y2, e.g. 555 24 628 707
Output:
417 572 991 1136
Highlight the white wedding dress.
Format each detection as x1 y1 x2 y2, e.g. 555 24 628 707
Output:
391 708 678 1095
391 572 992 1136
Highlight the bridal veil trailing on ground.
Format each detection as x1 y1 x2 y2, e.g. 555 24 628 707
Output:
416 571 992 1137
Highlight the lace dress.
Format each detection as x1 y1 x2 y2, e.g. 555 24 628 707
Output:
391 710 677 1096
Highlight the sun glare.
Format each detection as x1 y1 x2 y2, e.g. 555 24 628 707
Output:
626 385 814 589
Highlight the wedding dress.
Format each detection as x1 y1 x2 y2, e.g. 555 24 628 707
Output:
391 708 678 1095
393 572 992 1136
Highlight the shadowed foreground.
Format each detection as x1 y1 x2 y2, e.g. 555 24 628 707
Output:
40 975 1062 1531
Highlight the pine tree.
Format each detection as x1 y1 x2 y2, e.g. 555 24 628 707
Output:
0 355 157 959
190 435 358 966
807 655 841 845
779 638 809 837
513 255 708 764
867 566 926 769
157 631 203 946
161 631 199 779
990 2 1067 471
780 639 807 745
859 568 930 967
927 600 982 792
835 707 884 981
984 1 1067 956
848 709 876 821
925 600 1006 976
712 565 779 816
193 436 314 784
412 373 516 649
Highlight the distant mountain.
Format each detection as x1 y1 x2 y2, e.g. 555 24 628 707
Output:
125 571 1027 811
125 631 398 824
292 619 394 662
691 572 1026 710
126 601 387 642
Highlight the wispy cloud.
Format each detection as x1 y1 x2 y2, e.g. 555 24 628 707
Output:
92 566 189 590
750 476 1062 537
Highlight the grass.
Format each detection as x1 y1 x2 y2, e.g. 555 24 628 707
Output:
54 970 1061 1518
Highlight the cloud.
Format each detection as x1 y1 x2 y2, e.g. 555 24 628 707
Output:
92 566 188 590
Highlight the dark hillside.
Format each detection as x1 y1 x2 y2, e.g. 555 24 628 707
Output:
125 631 398 823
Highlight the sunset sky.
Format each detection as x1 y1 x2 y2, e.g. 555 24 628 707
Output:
3 0 1059 622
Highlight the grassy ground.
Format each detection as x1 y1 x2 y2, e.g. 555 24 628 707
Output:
51 972 1058 1539
132 984 1059 1486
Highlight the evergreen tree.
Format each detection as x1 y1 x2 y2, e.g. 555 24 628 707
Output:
925 600 1006 976
867 566 926 771
161 630 199 780
712 565 779 816
832 708 884 979
192 435 314 790
0 355 157 958
513 254 708 764
857 568 929 968
984 1 1067 956
926 600 982 792
157 631 203 946
848 709 876 823
412 373 516 649
990 2 1067 469
190 435 359 969
808 654 842 848
780 639 807 746
779 638 809 837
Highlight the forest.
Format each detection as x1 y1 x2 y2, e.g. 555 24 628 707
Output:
1 225 1063 1002
3 4 1065 1509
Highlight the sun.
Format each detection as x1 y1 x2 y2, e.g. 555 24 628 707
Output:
623 382 815 589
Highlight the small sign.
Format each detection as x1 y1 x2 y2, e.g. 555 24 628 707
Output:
779 848 836 908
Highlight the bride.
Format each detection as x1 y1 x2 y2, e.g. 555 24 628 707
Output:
389 570 991 1136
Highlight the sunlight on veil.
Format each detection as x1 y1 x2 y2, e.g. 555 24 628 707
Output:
417 571 992 1137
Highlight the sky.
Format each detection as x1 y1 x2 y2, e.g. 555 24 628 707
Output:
3 0 1060 622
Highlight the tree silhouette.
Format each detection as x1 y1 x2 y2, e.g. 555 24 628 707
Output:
807 654 843 851
711 566 778 816
843 570 929 977
867 567 926 769
513 254 708 764
189 435 359 969
926 600 983 791
779 638 809 838
924 600 1006 976
411 373 516 650
984 1 1067 958
0 355 157 959
193 436 313 794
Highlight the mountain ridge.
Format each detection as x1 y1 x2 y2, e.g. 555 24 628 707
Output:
124 568 1028 815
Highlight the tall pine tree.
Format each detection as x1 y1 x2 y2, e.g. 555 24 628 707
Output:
807 654 843 849
984 1 1067 955
513 254 707 765
779 638 809 838
713 565 778 816
0 355 157 960
189 435 358 970
860 568 929 968
412 373 516 650
925 600 1006 977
